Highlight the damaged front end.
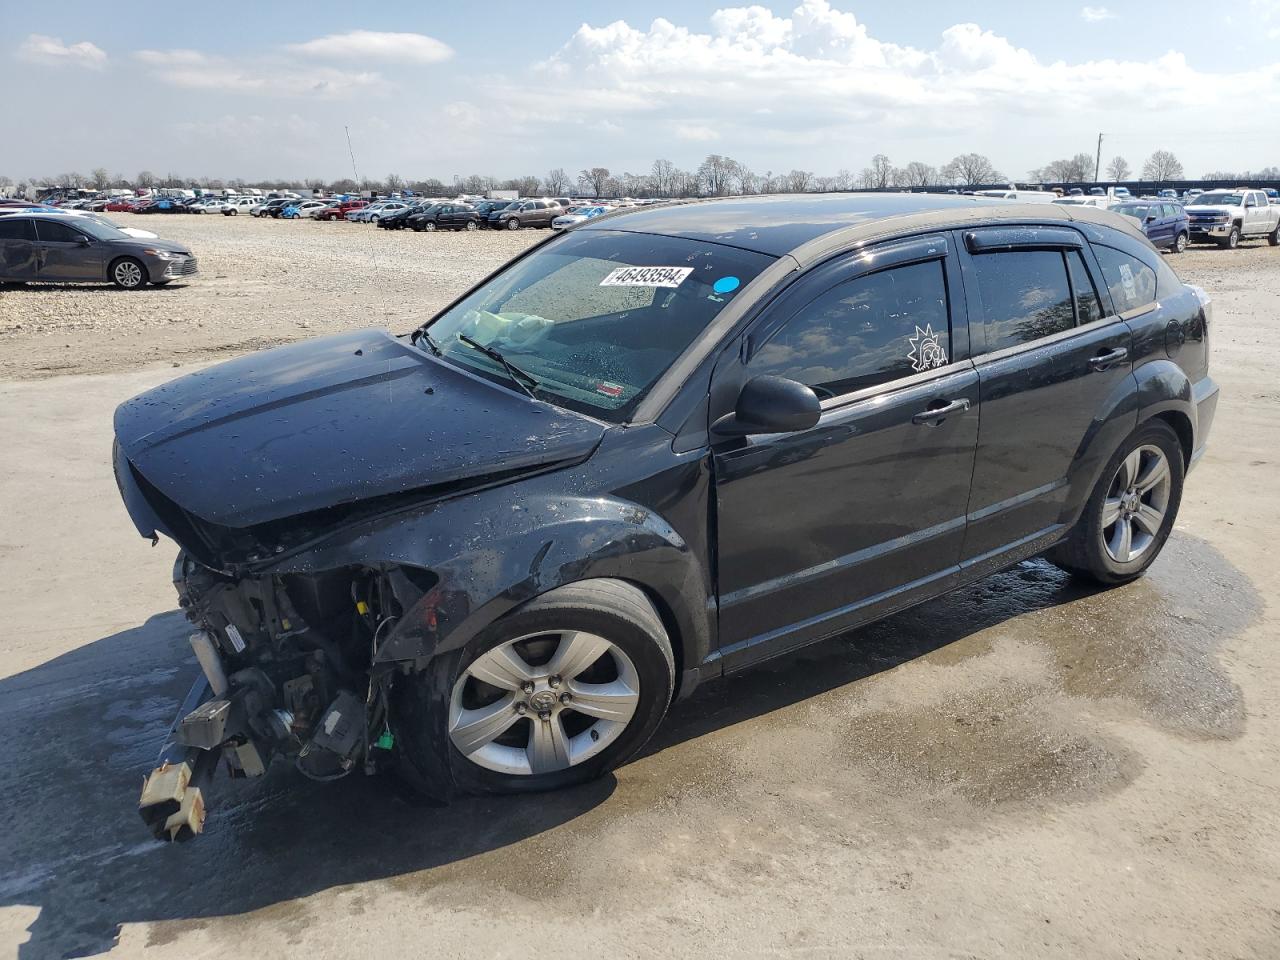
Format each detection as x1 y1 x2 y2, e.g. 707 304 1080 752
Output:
141 553 437 841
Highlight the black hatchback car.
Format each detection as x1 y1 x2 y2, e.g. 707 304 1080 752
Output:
114 194 1216 840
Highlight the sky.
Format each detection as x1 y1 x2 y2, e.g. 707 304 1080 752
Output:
3 0 1279 184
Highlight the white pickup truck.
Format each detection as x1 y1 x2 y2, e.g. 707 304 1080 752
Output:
1184 188 1280 248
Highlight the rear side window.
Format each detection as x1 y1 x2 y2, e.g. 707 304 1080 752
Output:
0 218 35 241
749 259 951 397
971 250 1075 352
33 220 85 243
1093 245 1157 313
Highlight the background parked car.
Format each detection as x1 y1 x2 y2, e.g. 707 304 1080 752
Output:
220 197 258 216
1111 201 1191 252
281 200 330 219
552 205 609 229
407 201 482 231
493 198 563 229
315 199 368 221
0 213 197 288
376 199 432 229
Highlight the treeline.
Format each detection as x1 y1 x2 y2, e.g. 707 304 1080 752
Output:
6 148 1272 199
2 152 1007 199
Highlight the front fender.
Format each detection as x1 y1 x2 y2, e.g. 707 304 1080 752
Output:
261 487 710 678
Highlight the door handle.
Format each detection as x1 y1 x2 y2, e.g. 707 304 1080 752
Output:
912 397 971 425
1088 347 1129 372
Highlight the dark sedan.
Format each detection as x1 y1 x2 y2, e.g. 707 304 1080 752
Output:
0 213 197 288
1111 201 1190 252
113 194 1214 841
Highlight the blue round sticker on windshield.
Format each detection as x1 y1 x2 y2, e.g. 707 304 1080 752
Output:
713 276 741 294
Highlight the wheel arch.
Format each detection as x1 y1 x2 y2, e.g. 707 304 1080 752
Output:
264 490 712 695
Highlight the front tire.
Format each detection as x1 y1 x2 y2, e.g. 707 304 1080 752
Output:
395 579 674 798
110 257 148 290
423 221 436 232
1047 420 1184 586
1219 225 1240 249
506 218 520 230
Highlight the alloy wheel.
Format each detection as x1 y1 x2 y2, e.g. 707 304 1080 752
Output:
1100 444 1171 563
448 631 641 776
113 261 143 288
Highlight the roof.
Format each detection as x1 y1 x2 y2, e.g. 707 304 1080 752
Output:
579 192 1148 262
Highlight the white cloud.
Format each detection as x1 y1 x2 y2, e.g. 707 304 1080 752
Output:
519 0 1280 153
1080 6 1117 21
288 30 453 64
134 48 386 99
17 34 107 69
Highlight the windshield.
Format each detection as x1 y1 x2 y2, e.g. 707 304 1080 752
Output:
1112 203 1154 217
1189 192 1242 206
419 228 774 421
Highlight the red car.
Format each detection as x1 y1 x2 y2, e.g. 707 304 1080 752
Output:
315 200 368 221
104 198 140 212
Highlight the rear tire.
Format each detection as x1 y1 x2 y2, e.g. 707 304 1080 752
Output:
1047 420 1184 586
465 220 478 231
1269 223 1279 247
395 579 675 799
1172 231 1188 253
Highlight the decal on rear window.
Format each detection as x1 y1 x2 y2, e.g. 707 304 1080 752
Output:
599 266 693 288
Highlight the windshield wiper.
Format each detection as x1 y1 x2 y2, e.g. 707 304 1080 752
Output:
415 329 442 357
457 334 539 399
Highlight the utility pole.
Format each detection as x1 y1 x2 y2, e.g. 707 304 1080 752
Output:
1094 132 1104 182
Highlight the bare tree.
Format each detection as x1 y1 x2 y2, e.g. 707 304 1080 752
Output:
649 159 677 197
731 160 756 195
865 153 894 189
544 167 570 195
832 168 854 191
89 167 110 191
1105 156 1130 182
785 169 814 193
0 174 12 196
512 175 540 197
578 167 611 198
385 173 405 194
698 154 735 196
1142 150 1184 182
941 153 1001 187
898 161 938 188
136 170 157 189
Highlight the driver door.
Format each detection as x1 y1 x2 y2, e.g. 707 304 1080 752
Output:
710 236 979 670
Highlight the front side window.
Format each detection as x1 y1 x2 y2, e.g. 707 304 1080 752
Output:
33 220 86 243
972 250 1075 352
420 229 773 421
748 259 951 398
1093 244 1157 313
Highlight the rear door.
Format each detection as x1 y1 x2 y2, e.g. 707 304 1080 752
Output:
958 226 1133 566
0 217 38 280
33 219 102 282
712 235 979 667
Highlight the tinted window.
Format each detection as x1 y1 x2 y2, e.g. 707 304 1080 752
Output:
34 220 86 243
972 250 1075 352
0 218 35 241
1093 245 1157 313
749 260 951 397
1066 251 1103 325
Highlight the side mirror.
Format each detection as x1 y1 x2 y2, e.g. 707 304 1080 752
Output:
1145 212 1157 221
77 235 92 245
714 375 822 437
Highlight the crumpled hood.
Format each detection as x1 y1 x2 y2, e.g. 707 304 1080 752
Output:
114 330 604 529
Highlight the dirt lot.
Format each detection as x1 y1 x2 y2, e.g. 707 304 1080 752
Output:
1 215 1279 959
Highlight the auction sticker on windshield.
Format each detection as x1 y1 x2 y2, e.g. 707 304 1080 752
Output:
600 266 693 287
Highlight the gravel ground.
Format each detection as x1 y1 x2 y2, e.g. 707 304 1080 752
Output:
0 213 541 378
1 211 1276 381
